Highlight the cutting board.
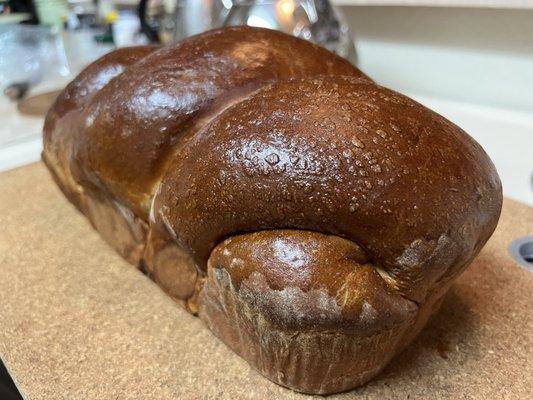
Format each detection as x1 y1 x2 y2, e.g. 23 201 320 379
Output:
0 162 531 399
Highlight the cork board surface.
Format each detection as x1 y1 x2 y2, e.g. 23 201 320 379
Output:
0 162 532 399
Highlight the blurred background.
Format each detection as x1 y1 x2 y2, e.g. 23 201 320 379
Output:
0 0 531 206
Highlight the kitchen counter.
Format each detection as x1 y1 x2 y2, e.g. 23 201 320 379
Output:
0 95 45 172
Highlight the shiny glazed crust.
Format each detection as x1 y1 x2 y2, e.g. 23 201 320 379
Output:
42 26 502 395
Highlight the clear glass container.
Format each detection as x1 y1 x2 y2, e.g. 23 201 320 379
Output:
0 24 70 90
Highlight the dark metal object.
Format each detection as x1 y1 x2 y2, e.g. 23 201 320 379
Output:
138 0 160 43
508 236 533 271
3 81 31 101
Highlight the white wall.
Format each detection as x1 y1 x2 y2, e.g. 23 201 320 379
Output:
340 6 533 112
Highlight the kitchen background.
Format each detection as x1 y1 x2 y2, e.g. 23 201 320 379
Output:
0 0 532 206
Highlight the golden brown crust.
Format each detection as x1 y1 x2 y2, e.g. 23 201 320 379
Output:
42 45 159 264
42 26 502 395
84 188 148 265
74 27 367 218
43 45 159 212
154 76 502 303
143 228 198 305
206 230 418 334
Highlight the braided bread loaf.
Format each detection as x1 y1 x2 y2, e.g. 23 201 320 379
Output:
43 26 502 394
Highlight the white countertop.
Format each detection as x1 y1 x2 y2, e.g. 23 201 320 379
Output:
0 95 45 171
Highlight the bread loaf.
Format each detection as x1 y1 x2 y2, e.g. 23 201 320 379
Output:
43 26 502 394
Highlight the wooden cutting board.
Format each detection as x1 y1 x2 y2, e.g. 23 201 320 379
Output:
0 162 531 399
